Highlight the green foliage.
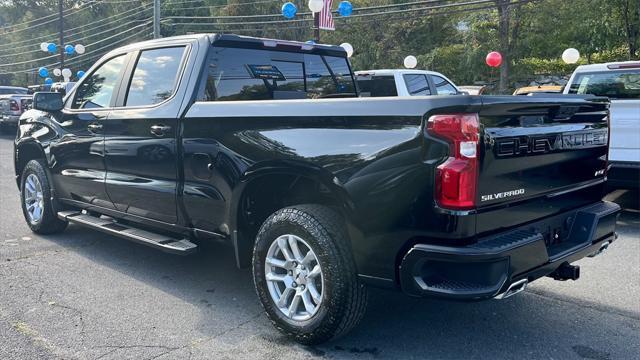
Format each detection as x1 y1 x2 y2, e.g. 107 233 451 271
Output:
0 0 638 88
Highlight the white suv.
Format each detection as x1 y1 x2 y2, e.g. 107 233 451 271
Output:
564 61 640 189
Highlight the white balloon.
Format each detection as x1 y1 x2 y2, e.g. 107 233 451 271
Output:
340 42 354 58
75 44 86 54
308 0 323 13
40 42 49 52
404 55 418 69
562 48 580 64
61 68 72 78
53 68 62 77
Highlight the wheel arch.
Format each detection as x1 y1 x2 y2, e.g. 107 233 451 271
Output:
14 139 48 189
229 161 359 269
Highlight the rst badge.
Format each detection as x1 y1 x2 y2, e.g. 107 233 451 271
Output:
481 188 525 202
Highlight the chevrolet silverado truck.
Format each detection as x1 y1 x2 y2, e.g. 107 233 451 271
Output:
14 34 620 344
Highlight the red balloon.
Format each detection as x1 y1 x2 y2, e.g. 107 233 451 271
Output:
486 51 502 67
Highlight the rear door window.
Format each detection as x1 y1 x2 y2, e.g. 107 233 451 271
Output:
204 47 356 101
403 74 431 96
568 70 640 99
356 75 398 97
432 75 458 95
125 46 186 106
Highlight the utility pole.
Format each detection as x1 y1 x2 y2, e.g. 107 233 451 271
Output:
59 0 64 69
153 0 161 39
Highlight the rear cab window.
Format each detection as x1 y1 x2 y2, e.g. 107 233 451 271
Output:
203 46 356 101
356 75 398 97
568 70 640 99
431 75 458 95
125 46 186 106
403 74 431 96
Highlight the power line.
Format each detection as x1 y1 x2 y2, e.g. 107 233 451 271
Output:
0 2 151 52
0 15 151 58
0 30 153 75
0 2 96 36
66 10 153 42
64 29 153 67
63 4 152 34
168 0 499 26
162 0 283 12
172 0 532 32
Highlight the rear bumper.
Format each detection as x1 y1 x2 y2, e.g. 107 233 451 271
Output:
607 161 640 189
399 201 620 300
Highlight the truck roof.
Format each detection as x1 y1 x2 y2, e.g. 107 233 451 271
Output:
106 33 347 58
572 61 640 72
355 69 444 76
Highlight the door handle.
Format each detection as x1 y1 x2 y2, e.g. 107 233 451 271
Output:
87 123 103 133
150 124 171 137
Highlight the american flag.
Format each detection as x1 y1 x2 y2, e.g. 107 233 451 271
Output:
318 0 335 31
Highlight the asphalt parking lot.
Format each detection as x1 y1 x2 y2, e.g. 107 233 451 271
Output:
1 134 638 360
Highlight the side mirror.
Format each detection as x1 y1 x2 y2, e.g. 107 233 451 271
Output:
32 92 63 112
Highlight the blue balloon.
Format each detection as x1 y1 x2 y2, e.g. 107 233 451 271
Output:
38 67 49 78
281 2 297 19
65 44 75 55
47 43 57 53
77 70 85 78
338 1 353 17
44 77 53 85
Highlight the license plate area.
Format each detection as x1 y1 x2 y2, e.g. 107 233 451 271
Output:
545 202 620 260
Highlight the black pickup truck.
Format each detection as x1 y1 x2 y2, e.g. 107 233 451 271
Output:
14 34 620 344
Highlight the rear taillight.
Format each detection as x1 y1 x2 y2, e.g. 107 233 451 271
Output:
427 113 480 210
9 100 19 111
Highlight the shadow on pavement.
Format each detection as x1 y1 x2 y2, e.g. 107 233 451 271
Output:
35 220 639 359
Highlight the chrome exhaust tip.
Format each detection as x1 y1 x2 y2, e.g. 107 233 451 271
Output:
588 241 610 258
494 279 528 300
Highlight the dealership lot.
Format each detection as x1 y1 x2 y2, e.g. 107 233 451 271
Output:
0 134 638 360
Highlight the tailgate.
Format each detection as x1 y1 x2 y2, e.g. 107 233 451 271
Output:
609 99 640 162
477 95 609 208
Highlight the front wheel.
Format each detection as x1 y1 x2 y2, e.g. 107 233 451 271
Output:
20 159 68 234
253 205 368 344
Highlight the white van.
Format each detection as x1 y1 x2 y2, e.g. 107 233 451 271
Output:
564 61 640 188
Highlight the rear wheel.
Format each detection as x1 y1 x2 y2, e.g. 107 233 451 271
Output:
253 205 367 344
20 159 67 234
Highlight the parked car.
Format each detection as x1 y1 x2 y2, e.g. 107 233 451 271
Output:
15 34 619 344
564 61 640 189
355 69 461 96
0 86 29 95
514 85 563 95
0 93 32 133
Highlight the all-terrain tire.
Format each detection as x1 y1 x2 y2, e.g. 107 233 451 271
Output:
253 204 368 344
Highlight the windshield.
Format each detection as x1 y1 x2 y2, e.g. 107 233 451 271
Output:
205 47 357 101
568 70 640 99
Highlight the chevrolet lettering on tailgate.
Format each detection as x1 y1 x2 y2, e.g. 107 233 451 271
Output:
495 129 608 157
